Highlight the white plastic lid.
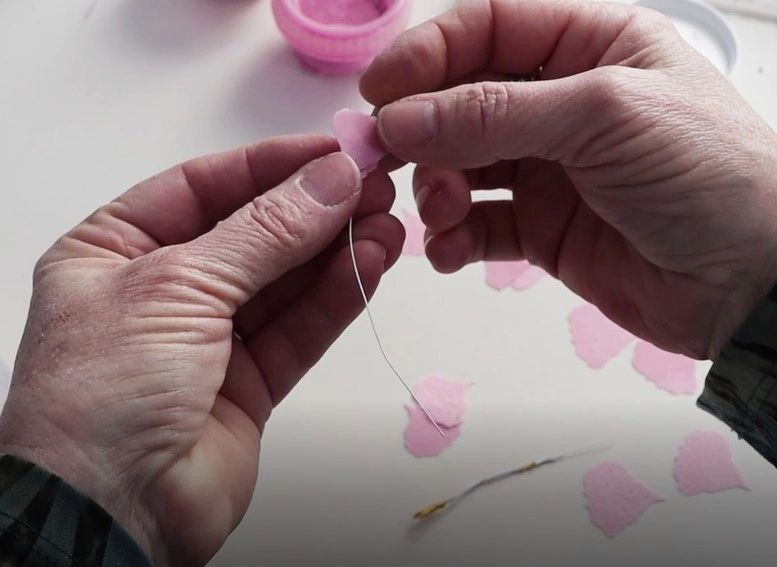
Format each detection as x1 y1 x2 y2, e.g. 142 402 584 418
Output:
633 0 739 75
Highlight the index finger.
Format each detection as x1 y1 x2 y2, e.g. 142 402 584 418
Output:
360 0 665 106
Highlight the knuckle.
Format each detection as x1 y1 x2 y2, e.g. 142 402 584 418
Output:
391 25 447 85
244 193 309 252
615 6 684 60
584 67 636 115
630 5 675 33
566 67 647 166
459 82 512 136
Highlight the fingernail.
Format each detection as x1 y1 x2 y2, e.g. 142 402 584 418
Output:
415 184 433 212
300 153 360 206
415 185 441 224
371 241 388 271
379 100 437 149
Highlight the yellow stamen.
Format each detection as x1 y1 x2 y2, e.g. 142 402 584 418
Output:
517 461 539 474
413 500 450 520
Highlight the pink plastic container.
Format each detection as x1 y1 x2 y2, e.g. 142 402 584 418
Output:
271 0 411 75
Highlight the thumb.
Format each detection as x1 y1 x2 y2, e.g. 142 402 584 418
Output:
176 152 362 311
376 68 627 170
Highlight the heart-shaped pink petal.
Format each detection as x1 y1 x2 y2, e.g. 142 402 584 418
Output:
401 209 426 257
413 375 471 428
673 431 748 496
584 462 662 538
403 406 461 458
485 261 545 291
568 304 635 369
632 341 697 395
332 109 387 176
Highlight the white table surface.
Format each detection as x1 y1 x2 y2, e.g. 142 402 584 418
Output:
1 1 777 565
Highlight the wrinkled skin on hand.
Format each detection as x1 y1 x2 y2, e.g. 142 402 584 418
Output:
362 0 777 359
0 138 403 566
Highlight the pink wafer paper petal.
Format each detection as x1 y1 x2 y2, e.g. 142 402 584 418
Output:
568 304 635 369
673 431 748 496
632 341 697 395
332 109 387 176
401 209 426 257
412 375 471 428
511 265 545 290
485 261 546 291
584 462 662 538
403 406 461 458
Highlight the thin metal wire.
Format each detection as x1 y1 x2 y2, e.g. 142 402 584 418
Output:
348 217 446 438
414 444 612 519
457 445 612 500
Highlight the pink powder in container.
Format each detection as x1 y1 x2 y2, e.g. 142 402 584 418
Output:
272 0 411 75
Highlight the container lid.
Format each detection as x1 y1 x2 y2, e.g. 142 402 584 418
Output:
634 0 738 75
272 0 411 73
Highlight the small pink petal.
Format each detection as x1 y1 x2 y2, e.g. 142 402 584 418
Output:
568 304 635 369
485 262 520 291
485 261 545 291
584 462 662 538
401 210 426 257
673 431 748 496
332 109 387 176
632 341 697 395
413 375 471 428
511 264 545 290
403 406 461 458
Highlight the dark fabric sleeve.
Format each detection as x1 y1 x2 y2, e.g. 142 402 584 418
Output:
0 454 152 566
698 285 777 468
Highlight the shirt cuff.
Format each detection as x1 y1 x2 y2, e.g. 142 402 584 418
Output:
0 453 151 566
698 285 777 468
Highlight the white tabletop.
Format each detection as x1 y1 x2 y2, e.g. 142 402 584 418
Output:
2 1 777 565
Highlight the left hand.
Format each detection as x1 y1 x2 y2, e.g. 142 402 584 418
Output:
0 136 403 566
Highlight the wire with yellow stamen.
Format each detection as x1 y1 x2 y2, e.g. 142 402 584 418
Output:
413 446 610 521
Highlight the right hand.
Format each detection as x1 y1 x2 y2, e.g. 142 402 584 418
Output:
360 0 777 359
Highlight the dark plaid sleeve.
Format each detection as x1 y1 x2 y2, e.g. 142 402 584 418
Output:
698 285 777 468
0 454 151 566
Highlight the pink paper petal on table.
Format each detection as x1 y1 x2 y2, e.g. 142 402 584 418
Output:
485 261 545 291
583 462 662 538
401 210 426 257
413 375 471 428
403 406 462 458
673 431 748 496
631 341 697 395
332 109 387 176
568 304 635 369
